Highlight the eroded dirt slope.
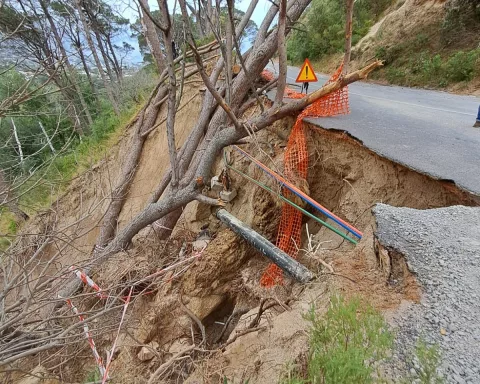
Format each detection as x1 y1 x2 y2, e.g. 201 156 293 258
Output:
95 121 478 383
11 95 480 383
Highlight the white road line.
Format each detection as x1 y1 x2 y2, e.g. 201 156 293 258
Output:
284 74 472 117
346 92 473 116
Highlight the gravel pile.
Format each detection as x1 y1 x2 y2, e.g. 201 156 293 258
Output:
374 204 480 384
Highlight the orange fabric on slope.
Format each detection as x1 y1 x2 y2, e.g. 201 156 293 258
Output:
260 64 349 287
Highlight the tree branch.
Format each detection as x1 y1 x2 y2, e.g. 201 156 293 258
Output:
158 0 179 187
179 0 243 131
227 0 264 112
195 60 384 181
343 0 355 73
137 0 169 32
275 0 287 104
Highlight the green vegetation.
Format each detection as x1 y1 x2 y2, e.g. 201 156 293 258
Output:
83 367 101 383
281 297 445 384
413 339 444 384
0 210 16 249
17 98 138 210
287 0 480 89
375 44 480 87
0 0 162 250
287 0 394 63
398 338 444 384
0 68 156 249
283 296 393 384
441 0 480 46
368 0 480 89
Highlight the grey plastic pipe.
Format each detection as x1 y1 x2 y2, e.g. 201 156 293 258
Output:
216 209 314 284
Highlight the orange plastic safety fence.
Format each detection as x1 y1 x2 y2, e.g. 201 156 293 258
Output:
261 69 276 82
260 64 349 288
285 87 303 99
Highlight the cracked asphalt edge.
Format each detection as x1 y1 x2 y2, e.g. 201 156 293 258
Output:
373 203 480 384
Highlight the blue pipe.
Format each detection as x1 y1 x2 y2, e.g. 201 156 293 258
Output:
232 146 363 239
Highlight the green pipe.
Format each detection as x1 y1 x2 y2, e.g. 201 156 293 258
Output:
223 153 358 245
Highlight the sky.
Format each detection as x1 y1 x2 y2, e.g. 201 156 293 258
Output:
114 0 271 64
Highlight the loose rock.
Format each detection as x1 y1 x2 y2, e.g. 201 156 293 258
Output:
137 341 159 361
374 204 480 383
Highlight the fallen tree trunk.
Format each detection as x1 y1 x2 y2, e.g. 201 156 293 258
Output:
57 60 382 309
94 85 168 249
216 209 314 283
2 0 387 368
94 64 206 247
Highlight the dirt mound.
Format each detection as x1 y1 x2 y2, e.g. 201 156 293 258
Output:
353 0 448 63
181 229 251 297
348 0 480 93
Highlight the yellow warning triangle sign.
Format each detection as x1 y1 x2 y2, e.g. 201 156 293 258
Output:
296 58 318 83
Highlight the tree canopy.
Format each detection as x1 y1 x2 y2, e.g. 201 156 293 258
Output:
287 0 394 62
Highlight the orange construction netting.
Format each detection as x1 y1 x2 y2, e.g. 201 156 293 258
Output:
259 64 350 287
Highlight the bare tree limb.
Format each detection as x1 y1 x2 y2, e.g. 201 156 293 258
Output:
195 194 223 206
179 296 206 346
147 345 195 383
275 0 287 104
173 0 259 182
226 0 264 112
137 0 168 32
158 0 180 187
72 0 119 116
224 0 233 105
10 118 23 164
136 0 166 72
195 60 384 183
6 6 383 369
343 0 355 73
182 35 242 130
254 1 279 49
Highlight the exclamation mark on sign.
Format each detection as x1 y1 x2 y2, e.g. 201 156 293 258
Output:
305 66 309 80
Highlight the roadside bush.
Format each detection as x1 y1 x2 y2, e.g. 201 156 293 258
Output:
283 296 393 384
411 53 443 82
375 44 404 65
414 33 430 49
377 46 479 88
385 67 407 85
415 339 444 384
444 50 479 82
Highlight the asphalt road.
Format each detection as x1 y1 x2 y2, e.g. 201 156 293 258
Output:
268 64 480 196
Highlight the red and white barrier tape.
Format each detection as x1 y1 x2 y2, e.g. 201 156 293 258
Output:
65 298 106 377
63 245 206 380
69 266 107 299
102 287 133 384
140 245 207 283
